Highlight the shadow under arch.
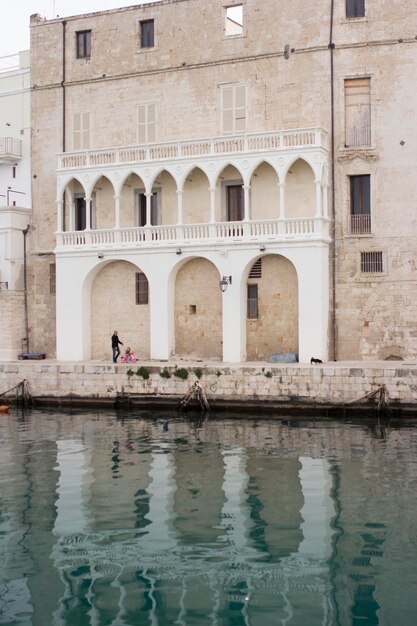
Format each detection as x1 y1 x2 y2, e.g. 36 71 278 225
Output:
83 259 151 361
173 256 223 360
250 160 280 221
284 157 316 219
182 166 211 224
244 253 299 361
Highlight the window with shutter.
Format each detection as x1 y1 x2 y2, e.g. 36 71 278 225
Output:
140 20 154 48
76 30 91 58
349 174 371 234
345 78 371 148
73 112 90 150
221 84 247 135
346 0 365 18
137 103 156 144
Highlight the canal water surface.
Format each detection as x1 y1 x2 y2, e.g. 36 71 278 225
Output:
0 410 416 626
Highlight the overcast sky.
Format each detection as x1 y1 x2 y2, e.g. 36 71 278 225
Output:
0 0 155 59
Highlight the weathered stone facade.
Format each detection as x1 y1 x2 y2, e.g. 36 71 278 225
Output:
27 0 417 363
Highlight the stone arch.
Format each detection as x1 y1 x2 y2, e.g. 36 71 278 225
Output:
119 172 147 228
61 176 88 232
174 257 222 359
284 158 315 219
215 163 245 222
245 253 299 361
91 175 116 230
250 161 280 221
149 168 177 225
182 166 211 224
91 260 150 360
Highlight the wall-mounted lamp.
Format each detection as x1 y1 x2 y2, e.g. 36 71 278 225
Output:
176 247 182 255
219 275 232 293
259 244 266 252
97 253 104 259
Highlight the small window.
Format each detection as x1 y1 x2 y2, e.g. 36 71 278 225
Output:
140 20 154 48
346 0 365 18
189 305 197 315
221 84 247 135
136 272 149 304
249 259 262 279
225 5 243 37
76 30 91 58
350 174 371 234
247 284 258 319
361 251 383 273
137 103 156 144
73 112 90 151
49 263 56 295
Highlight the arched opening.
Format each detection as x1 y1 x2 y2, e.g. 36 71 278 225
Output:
120 172 146 227
183 167 210 224
91 260 150 360
285 158 315 218
215 164 244 222
250 161 279 221
174 258 222 359
151 170 177 225
62 177 86 231
246 254 298 361
91 175 115 230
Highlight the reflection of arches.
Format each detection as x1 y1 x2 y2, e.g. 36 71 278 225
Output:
91 260 150 360
183 167 210 224
250 161 279 221
246 254 298 361
285 158 315 218
174 258 222 359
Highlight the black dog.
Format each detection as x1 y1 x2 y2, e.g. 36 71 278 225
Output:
310 357 323 364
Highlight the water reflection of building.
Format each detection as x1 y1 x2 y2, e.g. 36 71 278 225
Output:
1 417 417 625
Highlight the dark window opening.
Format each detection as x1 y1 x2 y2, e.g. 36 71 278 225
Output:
12 166 16 178
346 0 365 18
140 20 154 48
361 251 383 273
136 272 149 304
227 185 244 222
247 284 259 319
189 305 197 315
350 174 371 234
138 192 158 226
76 30 91 58
49 263 56 295
75 197 86 231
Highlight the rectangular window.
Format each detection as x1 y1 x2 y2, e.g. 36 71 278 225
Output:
247 284 259 319
76 30 91 58
49 263 56 295
361 251 383 273
227 184 244 222
137 103 156 144
350 174 371 234
225 4 243 37
140 20 154 48
73 112 90 150
136 272 149 304
221 84 247 135
345 78 371 147
346 0 365 18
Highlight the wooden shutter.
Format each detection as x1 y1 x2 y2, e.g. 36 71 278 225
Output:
221 84 247 134
73 112 90 150
137 104 156 144
345 78 370 147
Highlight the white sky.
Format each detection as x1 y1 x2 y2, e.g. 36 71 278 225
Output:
0 0 156 58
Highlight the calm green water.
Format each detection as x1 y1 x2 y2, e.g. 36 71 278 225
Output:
0 410 416 626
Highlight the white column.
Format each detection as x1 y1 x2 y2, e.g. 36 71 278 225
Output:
323 184 329 218
315 180 322 217
56 200 63 232
221 279 246 362
209 187 216 223
69 201 75 231
278 182 286 218
242 184 250 221
145 192 152 226
176 189 183 225
85 196 92 230
149 265 174 360
114 194 120 229
297 246 329 362
56 257 91 360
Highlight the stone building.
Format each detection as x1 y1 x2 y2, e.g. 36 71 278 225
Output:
0 51 31 360
27 0 417 363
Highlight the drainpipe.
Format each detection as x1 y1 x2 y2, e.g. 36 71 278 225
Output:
22 225 30 352
62 21 67 152
329 0 337 360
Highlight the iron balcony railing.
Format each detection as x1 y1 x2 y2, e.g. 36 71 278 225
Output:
350 214 371 235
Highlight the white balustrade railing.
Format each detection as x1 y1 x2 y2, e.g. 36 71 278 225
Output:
0 137 22 158
56 217 330 250
57 127 328 170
